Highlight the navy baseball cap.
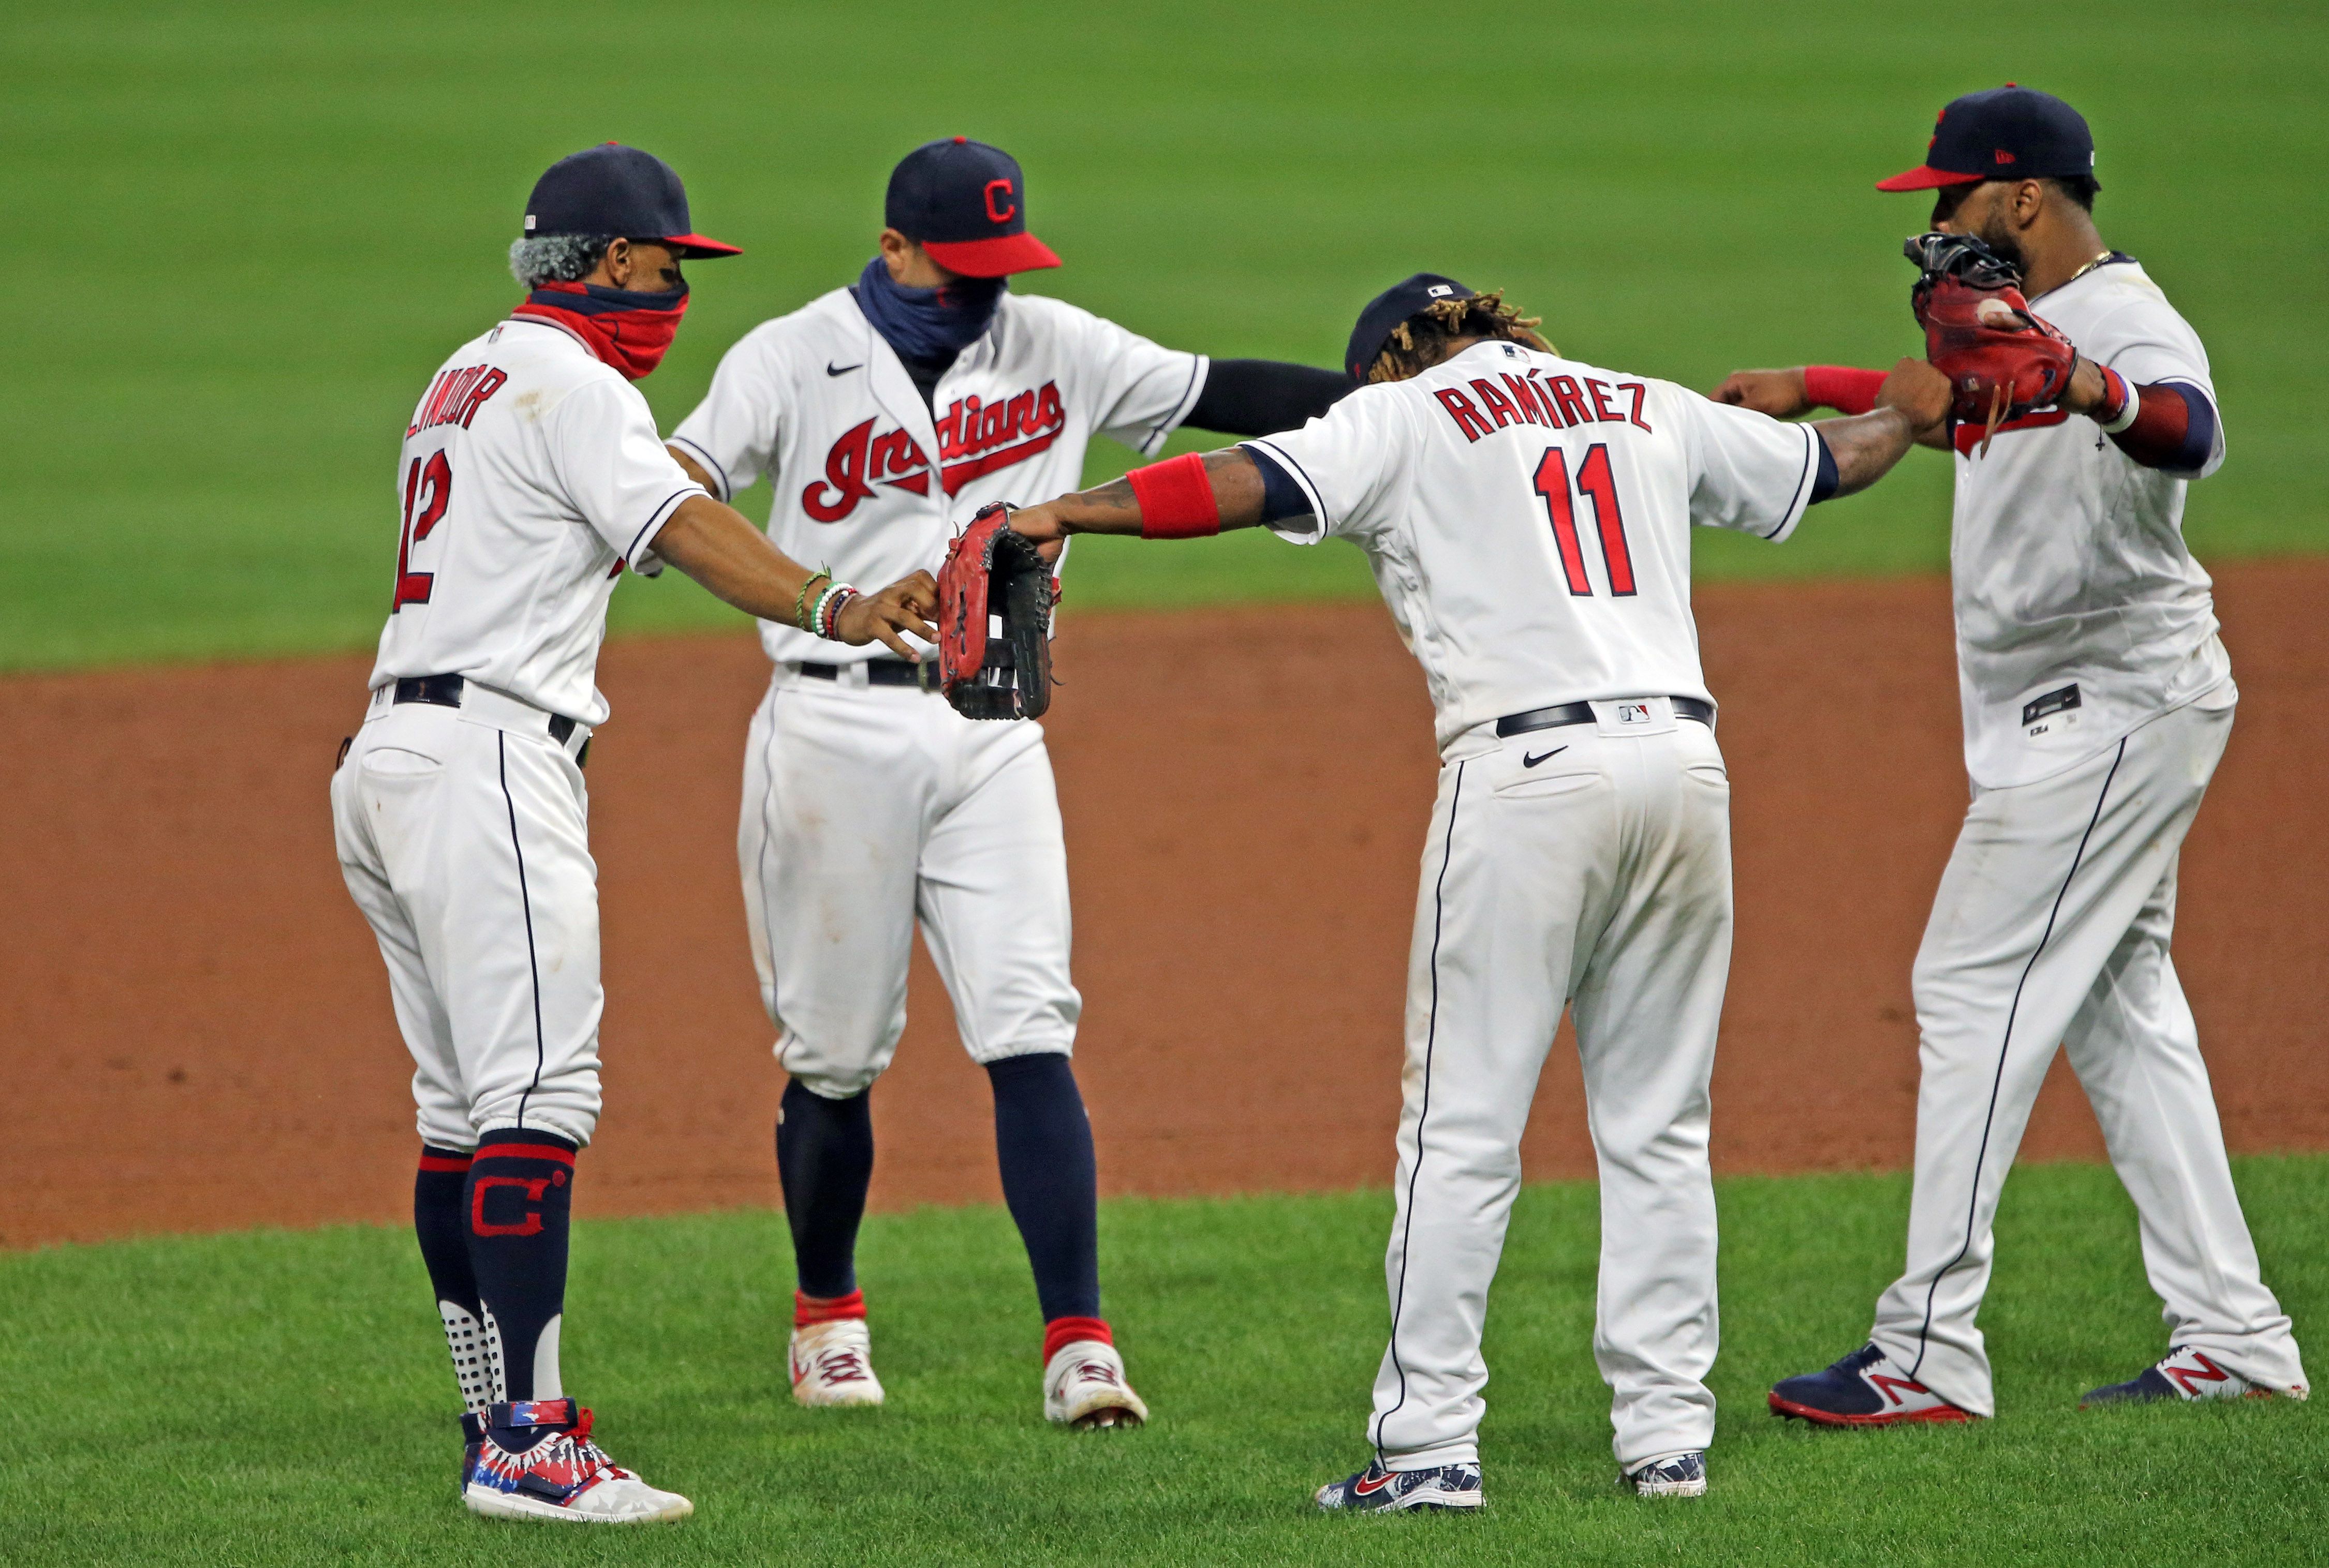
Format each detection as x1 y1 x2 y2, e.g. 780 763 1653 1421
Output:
886 137 1060 277
523 143 742 258
1345 273 1476 379
1877 85 2098 192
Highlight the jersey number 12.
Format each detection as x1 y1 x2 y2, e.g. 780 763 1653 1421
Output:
1532 443 1634 597
393 449 452 611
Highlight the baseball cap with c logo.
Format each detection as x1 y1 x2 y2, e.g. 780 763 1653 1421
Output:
885 137 1062 277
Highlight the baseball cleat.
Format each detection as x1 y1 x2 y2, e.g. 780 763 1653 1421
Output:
463 1399 692 1524
1623 1451 1707 1498
790 1318 885 1408
459 1410 487 1495
2081 1346 2278 1408
1315 1456 1483 1513
1769 1343 1976 1427
1042 1339 1148 1429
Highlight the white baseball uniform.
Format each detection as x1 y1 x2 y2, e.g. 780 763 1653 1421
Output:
333 315 706 1149
1246 337 1824 1471
1867 258 2307 1408
668 288 1205 1096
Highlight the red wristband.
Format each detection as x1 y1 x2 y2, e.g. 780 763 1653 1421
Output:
1802 365 1885 416
1126 451 1221 539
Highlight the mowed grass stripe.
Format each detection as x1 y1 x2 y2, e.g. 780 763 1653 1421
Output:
2 2 2325 670
1 1158 2320 1565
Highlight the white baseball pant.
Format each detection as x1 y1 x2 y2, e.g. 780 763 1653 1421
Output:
331 688 605 1149
1871 685 2307 1411
1367 702 1733 1473
738 665 1081 1100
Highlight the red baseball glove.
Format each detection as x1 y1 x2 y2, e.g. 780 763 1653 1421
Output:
1907 232 2078 454
936 502 1055 720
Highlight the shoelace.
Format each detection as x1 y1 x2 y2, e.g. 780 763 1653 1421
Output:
1072 1360 1122 1387
809 1347 871 1383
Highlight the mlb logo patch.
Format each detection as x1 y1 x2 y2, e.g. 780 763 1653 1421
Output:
1615 702 1652 724
1426 284 1454 298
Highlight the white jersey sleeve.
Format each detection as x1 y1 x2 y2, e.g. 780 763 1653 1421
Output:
1244 384 1416 544
667 325 788 502
1673 390 1823 542
1070 308 1206 457
2072 291 2225 480
546 377 706 568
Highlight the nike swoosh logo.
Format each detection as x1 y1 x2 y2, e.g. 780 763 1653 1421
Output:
1351 1470 1396 1496
827 362 860 377
1523 746 1568 768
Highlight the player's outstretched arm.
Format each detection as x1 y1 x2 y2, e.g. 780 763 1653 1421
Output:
1718 364 1957 451
1807 358 1949 497
650 494 938 657
1007 449 1269 544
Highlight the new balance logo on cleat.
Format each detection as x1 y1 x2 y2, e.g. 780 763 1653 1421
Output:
790 1318 886 1408
1315 1457 1484 1513
462 1398 692 1524
1623 1451 1707 1498
1768 1343 1977 1426
1043 1339 1149 1430
2081 1347 2284 1409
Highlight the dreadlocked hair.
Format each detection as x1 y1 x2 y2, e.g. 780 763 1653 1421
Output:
1367 290 1554 384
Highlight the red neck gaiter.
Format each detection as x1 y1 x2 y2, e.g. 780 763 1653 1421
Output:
512 279 689 379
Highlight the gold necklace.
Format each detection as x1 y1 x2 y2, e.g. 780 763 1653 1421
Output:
2063 248 2114 286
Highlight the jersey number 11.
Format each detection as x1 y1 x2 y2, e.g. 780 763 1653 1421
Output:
1532 443 1634 597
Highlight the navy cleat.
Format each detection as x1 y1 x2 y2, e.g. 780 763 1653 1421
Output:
460 1410 487 1494
1315 1456 1483 1513
2082 1347 2273 1408
1769 1342 1976 1427
1623 1451 1707 1497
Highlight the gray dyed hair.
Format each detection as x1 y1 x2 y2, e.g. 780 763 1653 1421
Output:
509 233 614 288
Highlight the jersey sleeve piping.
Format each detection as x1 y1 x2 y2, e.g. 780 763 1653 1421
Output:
664 434 731 501
627 485 705 566
1760 423 1820 542
1132 353 1210 458
1242 434 1330 542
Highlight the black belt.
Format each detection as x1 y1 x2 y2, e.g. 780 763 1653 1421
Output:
1496 696 1715 738
797 659 935 691
393 674 580 745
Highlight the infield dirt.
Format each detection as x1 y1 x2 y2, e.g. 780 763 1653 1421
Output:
5 563 2324 1249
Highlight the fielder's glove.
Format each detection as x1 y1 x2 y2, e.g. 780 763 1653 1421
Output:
937 502 1055 720
1906 231 2077 453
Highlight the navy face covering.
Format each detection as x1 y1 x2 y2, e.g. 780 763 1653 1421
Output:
851 256 1005 361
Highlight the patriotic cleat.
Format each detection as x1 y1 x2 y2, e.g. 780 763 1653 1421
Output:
1623 1451 1707 1497
1315 1456 1483 1513
463 1399 693 1524
1042 1338 1149 1430
790 1318 885 1408
2081 1346 2280 1408
1769 1343 1976 1427
459 1410 487 1494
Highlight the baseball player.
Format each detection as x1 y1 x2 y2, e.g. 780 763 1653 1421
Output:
1717 86 2309 1425
331 143 937 1523
661 137 1349 1425
1001 275 1938 1504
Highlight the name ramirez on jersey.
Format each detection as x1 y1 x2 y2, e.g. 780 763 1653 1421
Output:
368 317 707 727
1247 339 1821 750
668 288 1204 665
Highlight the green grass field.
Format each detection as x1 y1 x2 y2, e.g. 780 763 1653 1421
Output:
3 1159 2322 1565
3 1 2325 671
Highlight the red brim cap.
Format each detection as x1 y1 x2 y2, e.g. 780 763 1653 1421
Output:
664 232 744 258
1874 165 1987 193
921 230 1062 278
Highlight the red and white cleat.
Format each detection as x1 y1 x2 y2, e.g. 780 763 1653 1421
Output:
790 1318 885 1408
1768 1343 1977 1427
2081 1346 2295 1408
463 1399 692 1524
1043 1339 1149 1430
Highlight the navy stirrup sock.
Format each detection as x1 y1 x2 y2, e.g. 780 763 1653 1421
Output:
465 1130 577 1407
416 1146 501 1411
776 1078 875 1300
987 1053 1101 1323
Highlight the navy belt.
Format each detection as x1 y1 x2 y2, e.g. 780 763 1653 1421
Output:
797 659 936 691
393 674 580 746
1496 696 1715 738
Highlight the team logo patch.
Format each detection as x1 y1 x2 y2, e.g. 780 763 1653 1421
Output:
802 381 1068 522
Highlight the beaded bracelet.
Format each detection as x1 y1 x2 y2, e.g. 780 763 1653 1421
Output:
793 570 831 633
819 585 860 640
